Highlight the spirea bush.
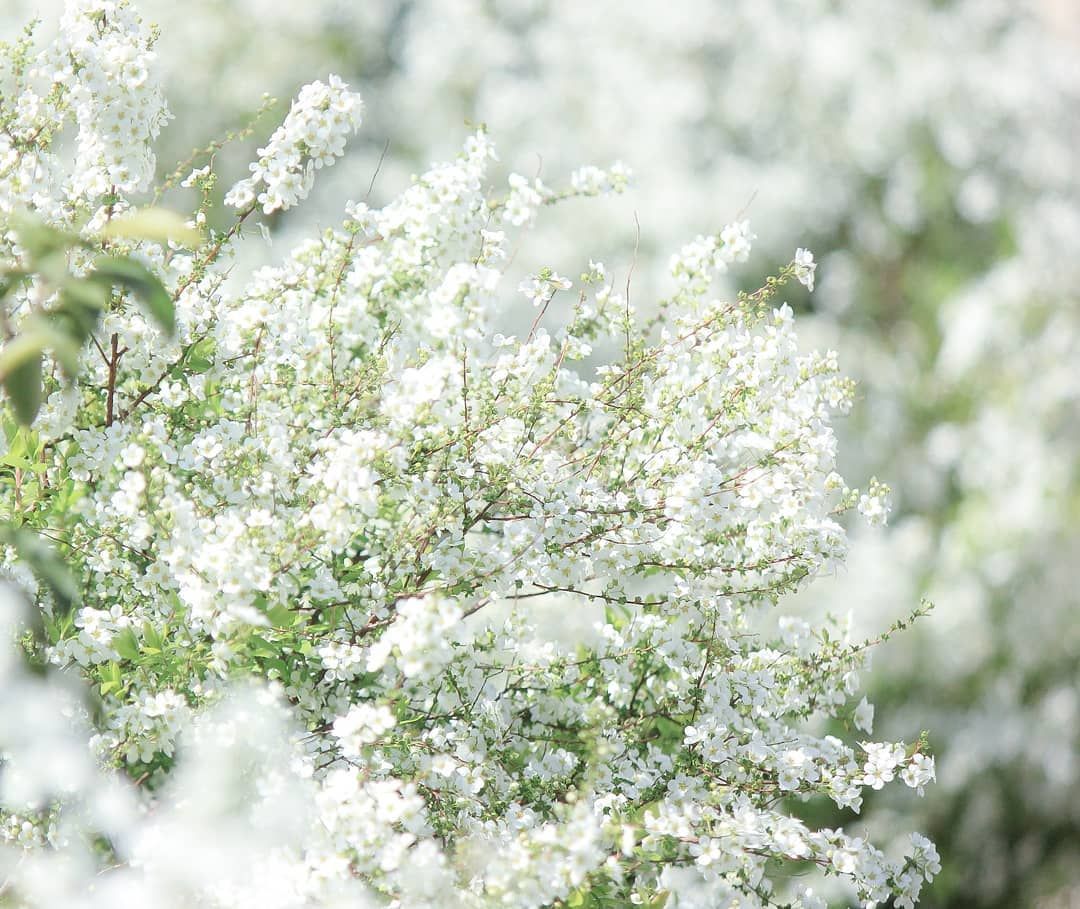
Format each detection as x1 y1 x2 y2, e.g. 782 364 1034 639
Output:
52 0 1077 902
346 6 1080 904
0 2 937 907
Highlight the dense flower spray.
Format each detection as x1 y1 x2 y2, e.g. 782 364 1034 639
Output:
0 2 936 907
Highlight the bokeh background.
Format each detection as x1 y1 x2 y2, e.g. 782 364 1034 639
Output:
5 1 1080 905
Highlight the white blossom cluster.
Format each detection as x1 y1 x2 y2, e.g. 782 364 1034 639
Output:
0 3 941 907
48 0 168 203
280 3 1077 902
224 74 363 214
0 0 168 230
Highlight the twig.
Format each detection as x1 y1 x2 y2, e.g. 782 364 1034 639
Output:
105 332 120 426
365 138 390 201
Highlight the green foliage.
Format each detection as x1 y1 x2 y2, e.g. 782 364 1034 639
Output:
0 208 195 661
88 255 176 337
0 210 193 425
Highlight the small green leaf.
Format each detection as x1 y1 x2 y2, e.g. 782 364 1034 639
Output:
0 453 30 470
142 620 164 650
4 425 29 463
249 635 280 659
113 627 140 662
0 525 80 613
0 317 82 395
263 657 289 678
2 454 44 474
102 208 203 248
90 255 175 337
2 347 42 425
266 603 295 628
184 337 215 373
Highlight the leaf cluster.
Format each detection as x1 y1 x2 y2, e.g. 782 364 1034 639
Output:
0 209 197 424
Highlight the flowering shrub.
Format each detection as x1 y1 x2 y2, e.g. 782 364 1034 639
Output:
355 6 1080 904
0 2 940 907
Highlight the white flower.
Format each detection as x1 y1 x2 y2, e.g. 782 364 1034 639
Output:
181 165 211 188
901 752 936 795
331 703 397 755
855 696 875 734
119 443 145 468
504 172 544 226
794 247 817 291
719 219 755 262
857 478 892 527
226 75 363 214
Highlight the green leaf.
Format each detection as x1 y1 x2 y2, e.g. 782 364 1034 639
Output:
3 425 29 464
652 715 684 745
185 337 215 373
57 276 108 327
248 634 278 659
1 450 43 472
266 603 296 628
0 525 80 613
102 208 203 248
0 316 84 373
0 452 31 470
10 214 73 267
100 661 124 696
0 316 83 400
2 347 42 425
113 627 140 662
0 269 29 302
90 255 175 337
263 657 289 678
0 328 47 380
142 620 164 650
43 324 84 381
5 214 74 288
